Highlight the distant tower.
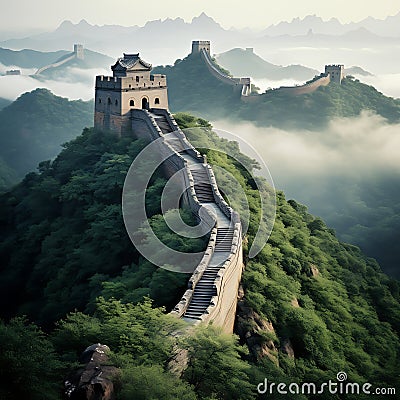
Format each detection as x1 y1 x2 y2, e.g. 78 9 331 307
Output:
74 44 84 60
94 53 169 135
325 65 344 84
191 40 211 55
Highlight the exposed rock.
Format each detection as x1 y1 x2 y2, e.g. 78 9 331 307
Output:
281 338 295 358
235 285 279 365
291 298 300 308
167 330 190 378
309 263 320 277
64 343 119 400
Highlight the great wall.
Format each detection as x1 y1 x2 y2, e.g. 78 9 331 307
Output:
94 41 344 333
35 44 84 75
191 40 251 97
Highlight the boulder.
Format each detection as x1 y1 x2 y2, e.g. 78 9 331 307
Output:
64 343 119 400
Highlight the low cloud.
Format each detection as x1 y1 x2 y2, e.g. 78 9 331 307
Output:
213 113 400 277
357 73 400 99
0 62 36 75
0 73 94 101
252 78 305 92
214 112 400 186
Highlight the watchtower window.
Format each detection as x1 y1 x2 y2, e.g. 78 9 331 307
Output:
155 98 160 105
107 98 111 105
115 99 118 106
130 100 135 107
99 98 101 104
136 76 139 82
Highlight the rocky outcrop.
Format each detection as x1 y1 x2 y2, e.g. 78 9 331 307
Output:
235 286 279 365
281 338 295 358
308 263 320 277
64 344 119 400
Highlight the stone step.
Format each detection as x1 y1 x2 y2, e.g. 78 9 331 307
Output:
193 289 215 295
184 313 204 318
187 303 209 308
192 293 213 298
186 311 207 316
185 308 206 313
190 294 212 302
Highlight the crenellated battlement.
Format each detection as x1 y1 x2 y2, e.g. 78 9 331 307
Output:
191 40 211 55
94 53 169 135
325 64 345 84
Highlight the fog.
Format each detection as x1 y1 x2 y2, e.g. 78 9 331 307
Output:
255 45 400 75
213 112 400 277
252 78 305 92
359 73 400 99
0 66 101 101
0 63 36 76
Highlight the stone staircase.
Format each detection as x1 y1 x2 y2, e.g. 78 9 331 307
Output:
183 226 234 320
215 227 234 252
152 113 172 134
190 167 215 203
148 110 238 324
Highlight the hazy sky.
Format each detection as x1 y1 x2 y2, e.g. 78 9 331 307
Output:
2 0 400 32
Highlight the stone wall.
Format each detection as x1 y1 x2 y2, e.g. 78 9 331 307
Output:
266 74 331 96
95 75 168 114
35 53 76 75
192 40 211 54
130 109 244 334
199 48 251 98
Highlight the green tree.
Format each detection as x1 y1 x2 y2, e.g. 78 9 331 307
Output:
0 317 64 400
183 325 254 399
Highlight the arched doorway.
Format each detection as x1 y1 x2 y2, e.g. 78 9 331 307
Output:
141 97 149 110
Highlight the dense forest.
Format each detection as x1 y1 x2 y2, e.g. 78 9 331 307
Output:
0 113 399 398
0 89 93 191
154 52 400 128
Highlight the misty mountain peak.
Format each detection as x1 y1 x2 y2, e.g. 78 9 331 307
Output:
78 19 91 27
191 12 220 26
57 20 74 30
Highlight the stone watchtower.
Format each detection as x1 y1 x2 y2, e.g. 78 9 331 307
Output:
74 44 84 60
191 40 211 55
94 53 168 135
325 65 344 84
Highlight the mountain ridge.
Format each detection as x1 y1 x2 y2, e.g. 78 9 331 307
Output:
1 12 399 66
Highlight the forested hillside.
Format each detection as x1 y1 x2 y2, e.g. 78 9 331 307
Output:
0 89 93 190
215 48 318 80
0 114 398 398
154 53 400 129
0 47 68 68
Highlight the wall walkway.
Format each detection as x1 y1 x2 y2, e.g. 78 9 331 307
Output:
130 108 244 334
35 53 76 75
200 49 251 98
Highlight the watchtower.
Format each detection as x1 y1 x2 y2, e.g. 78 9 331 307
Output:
94 53 168 135
74 44 84 60
325 65 344 84
192 41 211 55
